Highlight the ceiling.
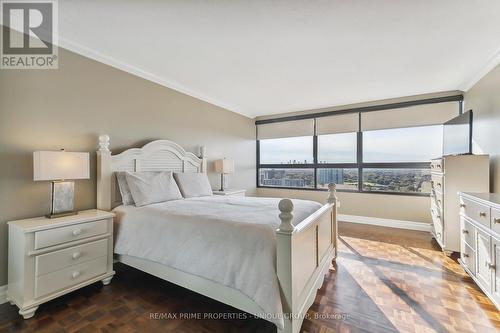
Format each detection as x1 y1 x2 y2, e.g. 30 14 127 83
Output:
54 1 500 117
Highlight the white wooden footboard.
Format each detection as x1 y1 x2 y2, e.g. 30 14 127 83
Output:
277 184 338 333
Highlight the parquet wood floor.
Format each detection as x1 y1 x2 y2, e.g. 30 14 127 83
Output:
1 222 499 332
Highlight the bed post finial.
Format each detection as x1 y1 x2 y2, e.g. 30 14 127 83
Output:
327 183 337 205
99 134 110 152
199 145 206 158
97 135 112 211
278 199 294 233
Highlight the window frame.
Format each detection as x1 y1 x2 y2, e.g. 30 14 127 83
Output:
256 96 463 196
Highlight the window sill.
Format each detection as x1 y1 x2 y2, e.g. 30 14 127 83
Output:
256 186 430 197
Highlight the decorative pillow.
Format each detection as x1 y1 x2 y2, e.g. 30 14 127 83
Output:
115 172 135 206
173 173 213 198
125 171 183 207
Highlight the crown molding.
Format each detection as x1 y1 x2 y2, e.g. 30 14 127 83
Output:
57 36 250 118
459 45 500 92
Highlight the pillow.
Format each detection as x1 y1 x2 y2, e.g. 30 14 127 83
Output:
173 173 213 198
115 172 135 206
125 171 183 207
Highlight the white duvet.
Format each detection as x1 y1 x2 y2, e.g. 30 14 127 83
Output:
113 195 322 329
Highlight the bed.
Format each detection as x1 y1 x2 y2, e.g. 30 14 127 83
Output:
96 135 338 333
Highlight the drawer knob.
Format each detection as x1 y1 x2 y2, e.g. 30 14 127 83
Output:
462 253 469 258
72 252 82 260
494 218 500 224
72 271 81 279
479 212 487 218
437 183 442 187
487 263 496 270
72 229 82 236
462 229 469 234
460 204 466 208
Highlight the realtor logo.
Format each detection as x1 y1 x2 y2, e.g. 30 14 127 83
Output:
1 0 58 69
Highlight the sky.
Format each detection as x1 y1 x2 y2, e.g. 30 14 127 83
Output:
259 125 444 164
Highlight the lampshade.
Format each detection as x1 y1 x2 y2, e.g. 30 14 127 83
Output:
33 151 90 181
214 159 234 174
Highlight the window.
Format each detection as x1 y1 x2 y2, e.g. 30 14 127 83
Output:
363 125 442 163
259 168 314 188
318 132 357 164
317 168 358 190
362 168 431 193
256 99 461 195
259 136 313 164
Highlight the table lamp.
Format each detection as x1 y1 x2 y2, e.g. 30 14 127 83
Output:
33 150 90 218
214 158 234 191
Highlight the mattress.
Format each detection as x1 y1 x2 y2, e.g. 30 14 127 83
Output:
113 195 322 329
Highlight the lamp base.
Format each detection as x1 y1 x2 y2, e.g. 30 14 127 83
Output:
47 181 76 219
46 211 78 219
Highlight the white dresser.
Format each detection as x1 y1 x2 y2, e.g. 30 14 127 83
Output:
458 192 500 309
7 209 115 319
430 155 489 254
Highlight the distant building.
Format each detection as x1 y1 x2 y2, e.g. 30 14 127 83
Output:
317 169 343 185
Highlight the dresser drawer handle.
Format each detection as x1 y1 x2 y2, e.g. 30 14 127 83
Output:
72 271 81 279
462 229 469 234
487 263 496 270
437 183 442 187
479 212 487 218
462 253 469 258
72 252 82 260
460 204 466 208
494 218 500 224
72 229 82 236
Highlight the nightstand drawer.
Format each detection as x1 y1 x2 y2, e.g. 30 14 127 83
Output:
35 256 107 298
35 239 108 276
34 220 108 249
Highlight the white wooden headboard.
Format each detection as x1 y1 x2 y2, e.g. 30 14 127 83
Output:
96 135 207 210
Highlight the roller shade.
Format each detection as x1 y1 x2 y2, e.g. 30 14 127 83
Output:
361 102 459 131
316 113 359 135
257 119 314 140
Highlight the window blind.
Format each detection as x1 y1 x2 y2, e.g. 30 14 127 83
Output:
316 113 359 135
257 119 314 140
361 102 459 131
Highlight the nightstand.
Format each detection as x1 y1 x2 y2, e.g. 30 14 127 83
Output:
7 209 115 319
212 189 246 197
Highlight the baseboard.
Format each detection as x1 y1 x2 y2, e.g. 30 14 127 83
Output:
339 214 431 232
0 285 7 305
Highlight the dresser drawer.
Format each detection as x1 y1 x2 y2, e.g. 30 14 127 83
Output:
430 159 443 172
460 218 476 250
432 213 443 244
461 241 476 276
431 201 442 220
492 208 500 234
461 197 491 228
431 190 444 210
34 220 108 250
35 256 107 298
431 174 444 193
35 239 108 277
